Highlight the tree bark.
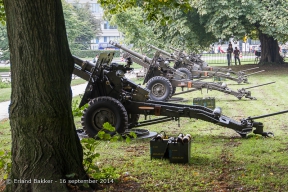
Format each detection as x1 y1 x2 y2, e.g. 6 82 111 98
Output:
3 1 92 191
259 31 284 64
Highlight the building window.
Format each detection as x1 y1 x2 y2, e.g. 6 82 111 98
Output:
90 3 103 13
104 21 117 29
104 37 107 42
250 39 260 45
91 37 99 44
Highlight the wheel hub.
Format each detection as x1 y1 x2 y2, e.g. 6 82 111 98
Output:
182 73 188 79
93 108 115 130
151 83 166 97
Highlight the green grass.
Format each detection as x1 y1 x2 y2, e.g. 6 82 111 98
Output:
0 88 11 102
2 64 288 191
208 60 255 65
70 78 86 86
0 120 11 151
0 67 10 73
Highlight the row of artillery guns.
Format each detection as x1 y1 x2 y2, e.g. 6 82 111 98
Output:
149 44 264 84
73 51 288 139
109 41 274 102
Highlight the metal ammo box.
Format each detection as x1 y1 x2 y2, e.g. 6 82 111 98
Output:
213 76 226 81
168 140 191 163
193 97 216 109
150 138 169 159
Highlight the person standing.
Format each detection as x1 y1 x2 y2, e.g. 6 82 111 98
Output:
93 54 98 63
226 44 233 66
233 47 241 65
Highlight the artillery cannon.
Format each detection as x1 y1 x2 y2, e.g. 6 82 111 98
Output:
110 41 273 101
170 47 265 79
73 52 287 138
148 44 264 84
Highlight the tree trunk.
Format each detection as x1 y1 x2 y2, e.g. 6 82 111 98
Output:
3 1 93 191
259 31 284 64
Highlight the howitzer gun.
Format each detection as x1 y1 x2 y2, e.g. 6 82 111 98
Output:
170 47 209 69
148 44 258 84
72 53 287 138
110 41 270 101
169 46 265 83
170 47 264 78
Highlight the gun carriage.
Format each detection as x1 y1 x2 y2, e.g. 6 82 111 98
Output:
73 52 287 139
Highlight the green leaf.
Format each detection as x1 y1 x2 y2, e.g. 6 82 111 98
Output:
128 131 137 139
103 133 112 140
125 136 131 143
97 131 105 139
103 122 116 132
3 173 8 180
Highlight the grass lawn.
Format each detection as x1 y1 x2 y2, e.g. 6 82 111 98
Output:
0 67 10 73
2 63 288 191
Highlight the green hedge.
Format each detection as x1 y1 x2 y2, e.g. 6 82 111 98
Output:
71 50 121 58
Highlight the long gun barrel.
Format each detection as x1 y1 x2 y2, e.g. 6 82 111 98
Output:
240 67 260 72
245 70 265 77
73 56 96 81
74 55 95 72
147 44 174 59
169 47 181 52
110 41 152 63
110 41 186 79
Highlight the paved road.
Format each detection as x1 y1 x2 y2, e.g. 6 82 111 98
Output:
0 83 88 121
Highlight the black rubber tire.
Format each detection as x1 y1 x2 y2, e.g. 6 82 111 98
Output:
146 76 173 101
81 96 128 138
128 114 140 129
177 67 192 80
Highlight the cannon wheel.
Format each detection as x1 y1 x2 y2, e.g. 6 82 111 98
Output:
177 67 192 80
81 96 128 138
146 76 173 101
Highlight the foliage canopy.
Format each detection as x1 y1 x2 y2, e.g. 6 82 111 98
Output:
99 0 288 54
62 0 102 51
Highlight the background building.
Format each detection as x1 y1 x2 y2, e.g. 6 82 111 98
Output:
65 0 121 50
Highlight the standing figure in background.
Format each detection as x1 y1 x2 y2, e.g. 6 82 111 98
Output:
226 44 233 66
93 54 98 63
233 47 241 65
228 41 232 47
218 45 221 53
